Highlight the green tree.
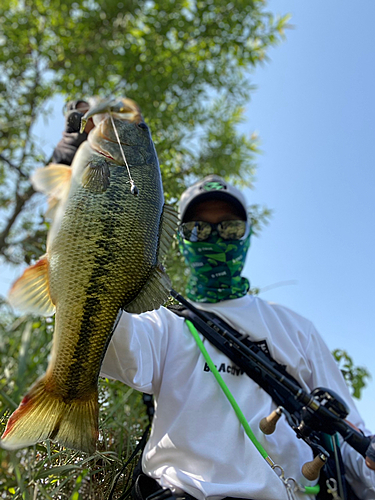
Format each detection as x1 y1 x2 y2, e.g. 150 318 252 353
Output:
332 349 371 400
0 0 287 265
0 0 288 497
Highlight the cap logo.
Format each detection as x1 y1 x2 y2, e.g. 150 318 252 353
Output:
201 181 226 192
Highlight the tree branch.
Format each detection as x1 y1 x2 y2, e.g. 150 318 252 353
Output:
0 184 36 257
0 154 28 179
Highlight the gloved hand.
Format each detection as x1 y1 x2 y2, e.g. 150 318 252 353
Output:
366 435 375 470
51 100 93 166
65 109 86 134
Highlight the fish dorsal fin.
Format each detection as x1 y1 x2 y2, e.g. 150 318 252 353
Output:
8 255 55 316
123 204 178 314
31 164 72 219
124 264 171 314
158 203 179 260
32 164 72 199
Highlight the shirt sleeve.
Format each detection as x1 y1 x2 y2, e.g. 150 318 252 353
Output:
305 323 375 498
100 306 183 395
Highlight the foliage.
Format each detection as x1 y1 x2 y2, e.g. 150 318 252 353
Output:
0 0 289 264
332 349 371 400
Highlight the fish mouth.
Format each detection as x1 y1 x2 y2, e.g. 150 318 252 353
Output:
94 149 116 161
80 97 142 133
83 97 148 160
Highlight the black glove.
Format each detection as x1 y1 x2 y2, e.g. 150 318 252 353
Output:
51 101 89 166
367 435 375 462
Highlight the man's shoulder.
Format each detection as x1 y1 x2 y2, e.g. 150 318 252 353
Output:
138 304 187 328
251 295 315 330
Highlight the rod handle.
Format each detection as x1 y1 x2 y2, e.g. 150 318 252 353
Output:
259 407 282 435
301 453 327 481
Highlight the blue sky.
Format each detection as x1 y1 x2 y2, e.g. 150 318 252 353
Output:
240 1 375 426
1 1 373 429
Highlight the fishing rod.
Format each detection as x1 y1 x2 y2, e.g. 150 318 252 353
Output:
170 289 371 463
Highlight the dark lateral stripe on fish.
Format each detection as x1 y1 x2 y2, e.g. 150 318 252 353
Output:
61 185 121 397
65 220 135 399
65 254 115 400
66 294 102 400
59 169 154 399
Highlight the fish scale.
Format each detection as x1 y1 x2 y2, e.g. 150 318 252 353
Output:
48 168 160 398
1 97 178 453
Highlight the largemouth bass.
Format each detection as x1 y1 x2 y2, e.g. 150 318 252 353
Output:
1 98 178 453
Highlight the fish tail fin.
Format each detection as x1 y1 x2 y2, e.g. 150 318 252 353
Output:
0 376 98 454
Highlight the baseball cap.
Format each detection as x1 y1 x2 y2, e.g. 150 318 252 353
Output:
179 175 248 222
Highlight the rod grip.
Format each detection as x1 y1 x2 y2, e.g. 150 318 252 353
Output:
301 454 327 481
259 408 282 435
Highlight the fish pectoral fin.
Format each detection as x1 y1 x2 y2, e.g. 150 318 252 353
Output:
124 204 178 314
8 254 56 316
0 376 98 454
158 203 179 260
82 160 110 193
124 264 171 314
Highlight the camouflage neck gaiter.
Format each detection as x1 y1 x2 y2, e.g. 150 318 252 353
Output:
178 233 251 303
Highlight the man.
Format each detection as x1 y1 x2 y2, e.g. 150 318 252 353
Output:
99 175 375 500
53 102 375 500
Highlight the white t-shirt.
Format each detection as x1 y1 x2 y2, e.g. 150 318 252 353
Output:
100 295 375 500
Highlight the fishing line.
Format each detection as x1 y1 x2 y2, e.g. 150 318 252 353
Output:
109 112 139 196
